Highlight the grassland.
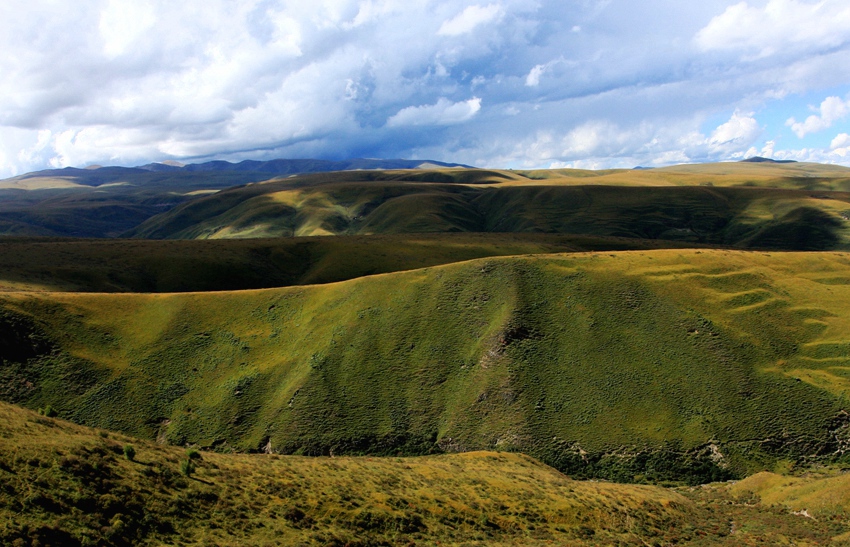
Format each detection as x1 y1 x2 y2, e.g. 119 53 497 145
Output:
2 402 846 546
126 174 850 251
5 160 850 544
0 169 278 238
2 162 850 243
0 233 706 293
518 161 850 189
2 249 850 484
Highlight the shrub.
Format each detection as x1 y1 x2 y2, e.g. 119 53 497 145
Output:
123 445 136 462
180 458 195 477
39 406 57 418
186 448 202 461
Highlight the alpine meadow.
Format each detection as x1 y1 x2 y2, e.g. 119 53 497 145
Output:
2 159 850 545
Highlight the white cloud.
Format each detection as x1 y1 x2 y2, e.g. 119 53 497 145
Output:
744 140 778 160
437 4 504 36
832 133 850 149
386 97 481 127
16 129 52 165
695 0 850 59
786 96 850 138
99 0 157 58
831 133 850 157
1 0 850 177
525 65 546 87
493 111 765 170
525 57 569 87
708 110 761 153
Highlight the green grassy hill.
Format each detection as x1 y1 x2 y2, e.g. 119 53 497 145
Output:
0 233 705 293
2 162 850 242
126 175 850 250
1 401 844 546
0 169 267 238
3 250 850 484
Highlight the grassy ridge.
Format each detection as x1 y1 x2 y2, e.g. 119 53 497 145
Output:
0 170 274 238
0 233 703 293
0 401 687 546
2 162 850 240
2 250 850 483
5 402 844 546
517 161 850 189
127 179 850 250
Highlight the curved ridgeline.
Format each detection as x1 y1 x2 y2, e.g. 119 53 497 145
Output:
2 162 849 249
2 250 850 484
128 179 850 251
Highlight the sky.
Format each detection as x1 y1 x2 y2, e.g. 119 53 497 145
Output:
2 0 850 177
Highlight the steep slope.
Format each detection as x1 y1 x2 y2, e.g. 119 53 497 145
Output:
2 250 850 483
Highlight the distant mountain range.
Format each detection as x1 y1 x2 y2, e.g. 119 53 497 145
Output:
13 158 472 184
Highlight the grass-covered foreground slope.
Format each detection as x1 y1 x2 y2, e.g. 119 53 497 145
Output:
0 233 701 293
3 250 850 483
127 173 850 251
1 402 845 547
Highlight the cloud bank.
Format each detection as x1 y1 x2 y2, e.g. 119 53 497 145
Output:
1 0 850 176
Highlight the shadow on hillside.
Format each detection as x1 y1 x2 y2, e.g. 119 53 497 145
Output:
743 206 842 251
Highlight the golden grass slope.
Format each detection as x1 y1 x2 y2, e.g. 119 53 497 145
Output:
1 401 845 546
515 161 850 190
0 401 690 546
731 468 850 519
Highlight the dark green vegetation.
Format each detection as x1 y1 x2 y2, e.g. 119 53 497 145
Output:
124 168 850 251
2 402 845 546
3 250 850 485
0 233 703 293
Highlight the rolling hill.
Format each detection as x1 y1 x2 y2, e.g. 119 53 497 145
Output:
0 159 468 238
3 159 850 543
2 249 850 485
0 233 702 293
4 401 842 546
124 168 850 251
2 160 850 244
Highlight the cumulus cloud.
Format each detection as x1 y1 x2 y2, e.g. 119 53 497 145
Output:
708 111 761 153
99 0 157 58
831 133 850 157
525 65 546 87
786 96 850 138
387 97 482 127
524 58 567 87
437 4 504 36
494 111 766 170
1 0 850 176
695 0 850 59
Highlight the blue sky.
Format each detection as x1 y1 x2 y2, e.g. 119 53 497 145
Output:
1 0 850 177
